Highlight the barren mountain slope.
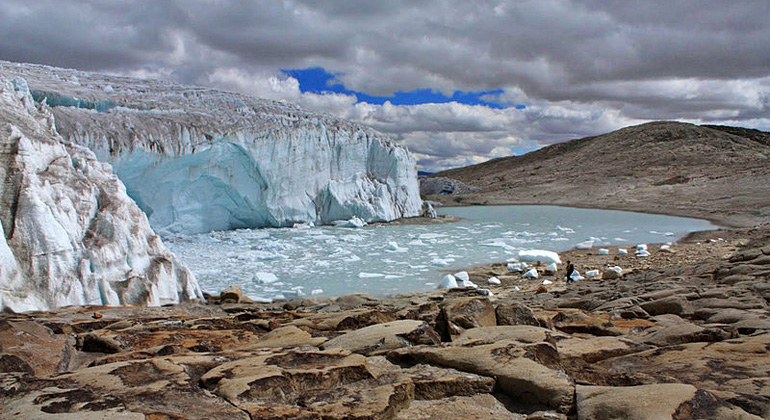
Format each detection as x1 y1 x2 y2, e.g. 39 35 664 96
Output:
432 121 770 227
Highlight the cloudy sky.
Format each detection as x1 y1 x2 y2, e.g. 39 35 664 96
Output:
1 1 768 171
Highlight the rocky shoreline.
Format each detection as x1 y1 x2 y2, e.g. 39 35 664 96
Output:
2 224 769 419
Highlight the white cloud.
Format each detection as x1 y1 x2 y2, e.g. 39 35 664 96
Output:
1 0 769 170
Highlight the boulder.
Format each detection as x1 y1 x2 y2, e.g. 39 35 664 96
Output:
0 320 73 376
219 285 243 303
436 297 497 341
551 310 622 336
595 333 770 416
496 301 540 327
399 340 575 413
576 384 762 420
639 296 693 316
402 363 495 400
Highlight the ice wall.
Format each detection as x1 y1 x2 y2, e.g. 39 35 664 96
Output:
0 61 423 235
0 76 203 312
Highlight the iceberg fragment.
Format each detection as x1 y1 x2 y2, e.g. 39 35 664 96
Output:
438 274 458 289
518 249 562 264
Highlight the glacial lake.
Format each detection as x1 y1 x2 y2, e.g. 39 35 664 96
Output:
166 205 717 302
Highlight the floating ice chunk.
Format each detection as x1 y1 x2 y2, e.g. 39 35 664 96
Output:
438 274 458 289
384 274 405 280
487 277 501 285
556 225 575 233
253 272 279 284
618 249 628 255
387 241 407 252
522 268 539 279
542 280 553 285
507 262 529 273
598 248 610 255
432 258 451 267
332 216 367 228
518 249 562 264
545 263 558 274
576 240 594 250
292 221 314 229
311 289 324 295
407 239 427 246
282 289 305 298
358 272 385 278
585 269 600 278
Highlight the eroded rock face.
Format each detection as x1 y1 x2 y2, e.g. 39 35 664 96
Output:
0 77 202 312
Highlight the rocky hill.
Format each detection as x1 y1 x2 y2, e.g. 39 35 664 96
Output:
0 61 422 235
431 121 770 227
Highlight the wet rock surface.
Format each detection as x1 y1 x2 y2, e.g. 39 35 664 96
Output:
1 226 769 419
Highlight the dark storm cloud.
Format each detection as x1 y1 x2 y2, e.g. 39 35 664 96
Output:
0 0 768 170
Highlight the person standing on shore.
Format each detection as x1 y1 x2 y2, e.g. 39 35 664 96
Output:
565 261 575 283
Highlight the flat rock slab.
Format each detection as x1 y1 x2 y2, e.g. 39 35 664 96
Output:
596 333 770 416
395 394 526 420
322 320 440 355
576 383 762 420
246 325 327 349
400 340 574 413
1 356 251 419
201 348 414 419
452 325 569 346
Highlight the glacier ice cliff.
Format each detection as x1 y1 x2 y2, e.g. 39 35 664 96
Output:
0 62 423 235
0 76 202 312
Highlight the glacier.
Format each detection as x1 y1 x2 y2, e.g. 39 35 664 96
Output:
0 76 202 312
0 61 423 235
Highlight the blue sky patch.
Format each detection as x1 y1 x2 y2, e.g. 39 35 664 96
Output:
282 67 518 109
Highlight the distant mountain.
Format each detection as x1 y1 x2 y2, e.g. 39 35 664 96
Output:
430 121 770 227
